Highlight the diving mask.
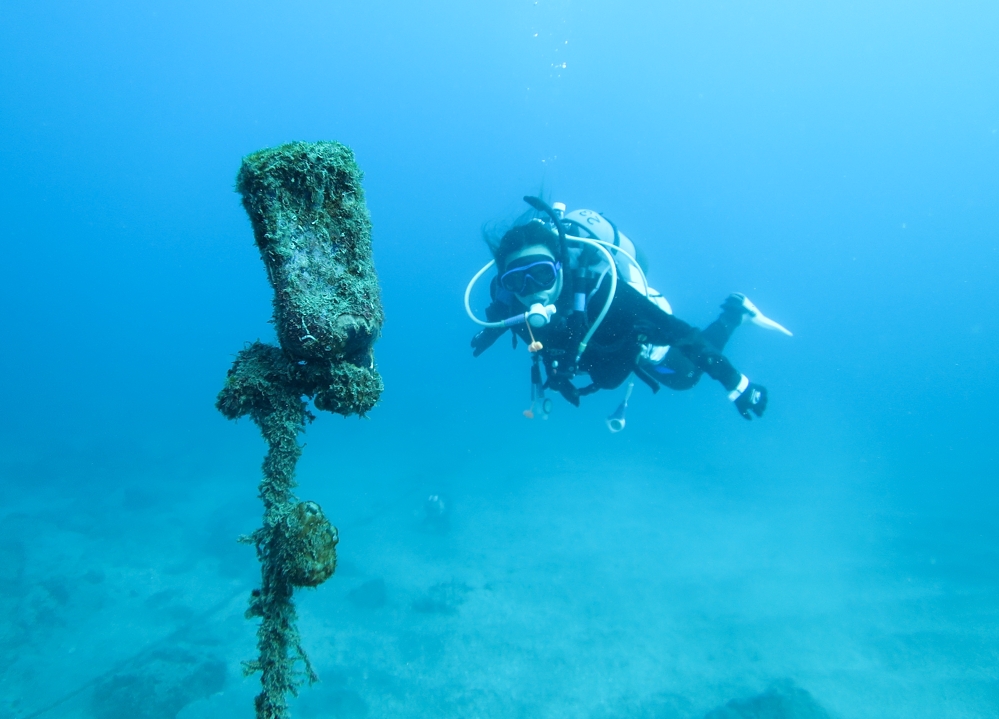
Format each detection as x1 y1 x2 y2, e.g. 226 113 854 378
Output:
499 256 561 295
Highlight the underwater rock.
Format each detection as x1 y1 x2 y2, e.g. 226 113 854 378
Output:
703 680 831 719
411 580 471 615
347 578 387 610
236 141 383 366
90 647 226 719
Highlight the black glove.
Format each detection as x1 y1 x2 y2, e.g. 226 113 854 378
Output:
471 327 506 357
734 382 768 420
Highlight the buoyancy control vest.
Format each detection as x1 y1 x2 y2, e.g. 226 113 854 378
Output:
556 204 674 367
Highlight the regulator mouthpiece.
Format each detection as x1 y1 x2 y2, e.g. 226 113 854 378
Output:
527 303 557 328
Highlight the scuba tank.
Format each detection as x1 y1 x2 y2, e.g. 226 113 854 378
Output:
559 204 675 380
560 208 653 302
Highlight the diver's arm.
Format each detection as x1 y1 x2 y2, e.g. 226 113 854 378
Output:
470 327 505 356
470 300 511 356
471 279 521 357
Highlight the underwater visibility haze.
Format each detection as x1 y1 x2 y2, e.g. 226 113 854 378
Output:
1 1 998 717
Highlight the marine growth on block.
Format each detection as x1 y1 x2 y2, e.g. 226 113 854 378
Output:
236 141 384 368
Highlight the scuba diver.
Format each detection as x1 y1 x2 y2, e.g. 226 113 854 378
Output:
464 197 792 430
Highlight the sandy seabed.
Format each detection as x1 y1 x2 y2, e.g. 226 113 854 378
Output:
2 444 996 719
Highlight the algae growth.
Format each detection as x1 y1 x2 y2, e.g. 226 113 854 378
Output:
217 141 383 719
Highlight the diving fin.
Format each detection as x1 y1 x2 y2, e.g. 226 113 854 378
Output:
728 293 793 337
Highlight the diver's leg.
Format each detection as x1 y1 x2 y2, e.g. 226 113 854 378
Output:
703 293 794 349
647 294 778 390
700 294 753 351
653 350 701 390
651 294 747 389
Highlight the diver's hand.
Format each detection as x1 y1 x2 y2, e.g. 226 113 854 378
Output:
730 377 767 420
471 327 505 357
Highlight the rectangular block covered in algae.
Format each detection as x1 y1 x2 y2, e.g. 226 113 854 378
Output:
236 141 383 367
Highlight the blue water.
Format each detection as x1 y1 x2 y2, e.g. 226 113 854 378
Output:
2 1 998 717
